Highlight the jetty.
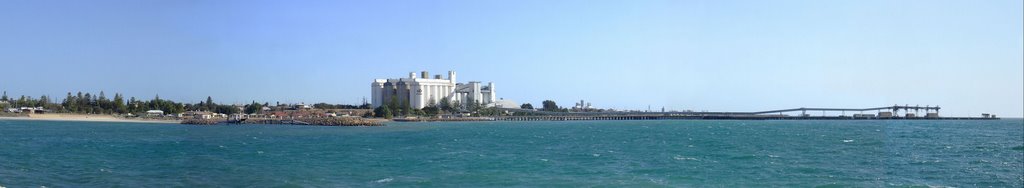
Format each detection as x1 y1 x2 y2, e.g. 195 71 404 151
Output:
486 105 1000 122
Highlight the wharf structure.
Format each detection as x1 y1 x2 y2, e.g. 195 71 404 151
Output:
371 71 497 109
484 105 1000 121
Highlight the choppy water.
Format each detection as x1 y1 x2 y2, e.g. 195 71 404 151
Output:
0 119 1021 187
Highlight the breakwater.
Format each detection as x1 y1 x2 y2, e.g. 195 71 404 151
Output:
181 117 384 126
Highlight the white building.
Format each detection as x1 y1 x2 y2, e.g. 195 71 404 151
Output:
371 71 497 109
146 110 164 116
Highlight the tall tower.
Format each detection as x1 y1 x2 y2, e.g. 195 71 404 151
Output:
370 79 385 108
448 71 457 83
488 82 496 103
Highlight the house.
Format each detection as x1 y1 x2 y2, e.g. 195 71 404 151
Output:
19 107 47 114
184 111 213 119
147 110 164 115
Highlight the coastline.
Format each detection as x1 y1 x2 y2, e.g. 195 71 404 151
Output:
0 114 179 124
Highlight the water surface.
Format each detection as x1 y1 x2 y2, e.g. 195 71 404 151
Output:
1 119 1021 187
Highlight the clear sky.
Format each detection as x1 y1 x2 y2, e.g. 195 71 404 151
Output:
1 0 1021 117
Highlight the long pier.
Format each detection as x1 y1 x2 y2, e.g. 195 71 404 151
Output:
491 115 996 121
482 105 999 122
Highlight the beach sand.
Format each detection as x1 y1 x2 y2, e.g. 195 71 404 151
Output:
0 113 179 124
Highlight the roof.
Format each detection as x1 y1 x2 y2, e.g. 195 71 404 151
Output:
146 110 164 113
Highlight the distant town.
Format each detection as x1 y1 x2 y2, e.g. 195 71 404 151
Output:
0 70 1001 126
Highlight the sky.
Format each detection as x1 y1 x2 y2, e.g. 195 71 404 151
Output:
0 0 1021 117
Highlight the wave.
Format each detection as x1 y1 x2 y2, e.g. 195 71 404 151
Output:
375 178 393 183
673 155 699 161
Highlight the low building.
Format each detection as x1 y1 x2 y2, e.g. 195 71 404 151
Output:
878 112 893 118
184 111 213 119
853 114 875 118
146 110 164 116
19 107 47 114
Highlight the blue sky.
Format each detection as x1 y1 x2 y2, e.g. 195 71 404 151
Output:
1 0 1021 117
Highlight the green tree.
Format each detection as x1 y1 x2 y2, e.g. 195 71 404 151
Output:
38 95 50 107
401 101 411 116
215 105 240 115
374 105 393 119
244 101 263 114
388 96 400 116
452 100 462 112
438 97 451 112
205 96 215 111
374 105 389 118
520 103 534 109
467 100 482 112
113 93 126 114
542 100 559 111
422 106 440 116
383 108 393 119
98 91 110 113
62 92 74 112
1 91 7 102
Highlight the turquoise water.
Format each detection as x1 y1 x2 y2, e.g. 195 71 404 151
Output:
0 119 1021 187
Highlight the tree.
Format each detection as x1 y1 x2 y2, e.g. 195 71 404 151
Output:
205 96 215 111
520 103 534 109
422 106 440 116
452 100 462 112
374 105 393 119
113 93 126 114
83 93 92 112
39 95 50 107
439 97 452 112
244 101 263 114
388 96 400 116
1 91 7 102
374 105 388 117
401 101 412 116
215 105 240 115
98 91 110 113
383 108 393 119
542 100 559 111
128 97 138 113
467 100 482 112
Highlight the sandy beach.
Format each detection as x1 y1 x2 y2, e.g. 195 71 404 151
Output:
0 113 180 124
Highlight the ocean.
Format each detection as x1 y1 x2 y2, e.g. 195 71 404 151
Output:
0 119 1021 187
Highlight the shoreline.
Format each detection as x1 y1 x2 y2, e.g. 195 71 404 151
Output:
0 114 179 124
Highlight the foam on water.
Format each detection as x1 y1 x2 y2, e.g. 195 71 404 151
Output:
673 155 699 161
374 178 393 183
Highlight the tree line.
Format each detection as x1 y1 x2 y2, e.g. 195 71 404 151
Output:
0 91 360 115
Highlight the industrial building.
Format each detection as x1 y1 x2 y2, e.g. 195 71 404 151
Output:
371 71 497 109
